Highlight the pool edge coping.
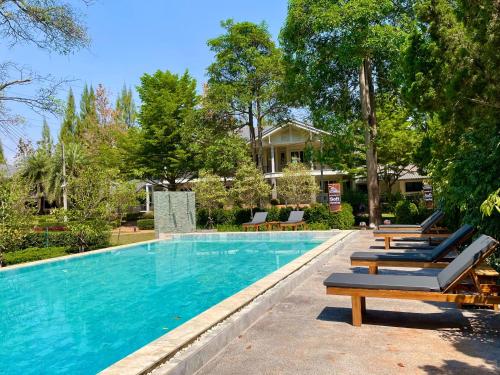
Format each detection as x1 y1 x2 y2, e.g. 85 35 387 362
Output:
100 230 355 375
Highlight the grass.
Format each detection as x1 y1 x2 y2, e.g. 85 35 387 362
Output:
110 231 155 246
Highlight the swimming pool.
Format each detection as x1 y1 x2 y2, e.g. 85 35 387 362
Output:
0 232 332 374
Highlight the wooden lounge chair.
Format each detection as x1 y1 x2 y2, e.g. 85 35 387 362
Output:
242 212 268 231
279 211 305 230
373 211 448 249
378 210 444 230
324 235 500 326
352 224 476 274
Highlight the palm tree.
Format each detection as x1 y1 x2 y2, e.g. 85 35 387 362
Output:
20 150 51 213
46 142 86 206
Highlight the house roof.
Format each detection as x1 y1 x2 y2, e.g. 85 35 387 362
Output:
261 120 331 139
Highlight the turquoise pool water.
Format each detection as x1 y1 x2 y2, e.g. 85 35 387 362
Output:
0 232 329 374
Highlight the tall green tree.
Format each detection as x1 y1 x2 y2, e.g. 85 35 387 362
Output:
135 70 199 190
115 85 137 127
207 19 288 171
59 88 77 143
403 0 500 237
75 84 98 141
281 0 412 225
277 162 319 208
194 170 228 228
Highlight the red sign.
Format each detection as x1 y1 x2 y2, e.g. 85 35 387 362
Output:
328 183 341 212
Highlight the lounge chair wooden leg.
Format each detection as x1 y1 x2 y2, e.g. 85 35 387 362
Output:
368 265 378 275
351 296 363 326
361 297 366 316
384 237 390 250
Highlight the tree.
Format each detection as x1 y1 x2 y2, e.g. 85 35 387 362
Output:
59 88 77 143
0 174 36 265
115 85 137 127
65 167 114 252
277 162 319 208
0 0 89 128
19 124 53 213
376 96 423 197
207 19 288 171
231 163 270 216
403 0 500 238
135 70 199 190
281 0 412 225
109 181 141 244
76 84 98 142
193 170 228 228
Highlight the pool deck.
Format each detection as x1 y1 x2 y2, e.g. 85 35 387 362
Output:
197 231 500 375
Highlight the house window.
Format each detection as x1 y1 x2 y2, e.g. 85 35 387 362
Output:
405 181 423 193
291 151 304 163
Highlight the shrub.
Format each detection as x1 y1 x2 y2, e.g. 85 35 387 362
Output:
142 211 154 219
137 219 154 230
18 227 110 252
330 203 355 229
125 212 143 221
342 190 368 214
270 198 279 206
304 204 331 224
3 247 70 266
306 222 330 230
278 207 293 221
394 200 419 224
216 224 243 232
266 206 281 221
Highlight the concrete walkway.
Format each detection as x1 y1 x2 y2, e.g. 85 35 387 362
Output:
197 231 500 375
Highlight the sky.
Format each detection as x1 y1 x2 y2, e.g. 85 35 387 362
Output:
1 0 289 161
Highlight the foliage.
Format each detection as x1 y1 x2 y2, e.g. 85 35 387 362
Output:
0 175 36 264
19 229 109 252
0 0 89 126
277 163 318 207
3 247 70 266
198 134 251 179
215 224 244 232
305 222 331 231
115 85 137 127
135 70 199 189
394 200 419 224
403 0 500 238
193 170 228 227
342 190 368 214
231 163 271 215
481 189 500 218
206 19 288 169
281 0 413 225
137 219 154 230
376 96 424 193
330 203 355 229
59 88 77 143
304 204 332 225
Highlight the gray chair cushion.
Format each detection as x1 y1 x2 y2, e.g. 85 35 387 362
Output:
437 235 498 290
378 224 421 229
246 212 267 225
420 210 444 232
324 273 441 292
283 210 304 223
428 224 474 260
350 251 434 262
374 229 423 235
420 210 442 229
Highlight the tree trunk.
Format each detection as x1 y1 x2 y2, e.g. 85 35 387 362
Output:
248 103 257 164
359 58 380 226
256 100 264 172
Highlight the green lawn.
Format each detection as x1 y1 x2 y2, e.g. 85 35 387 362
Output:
110 231 155 246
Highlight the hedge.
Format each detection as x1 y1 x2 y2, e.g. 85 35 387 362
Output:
137 219 154 230
3 247 70 266
198 204 354 230
15 230 110 253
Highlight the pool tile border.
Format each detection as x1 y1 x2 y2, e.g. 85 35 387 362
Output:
101 230 354 375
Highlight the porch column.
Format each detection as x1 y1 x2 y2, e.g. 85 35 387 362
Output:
270 145 276 173
145 183 151 212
